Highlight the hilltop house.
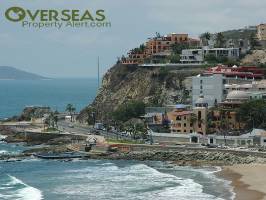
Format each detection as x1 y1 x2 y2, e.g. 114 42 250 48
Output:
122 33 200 65
180 47 240 64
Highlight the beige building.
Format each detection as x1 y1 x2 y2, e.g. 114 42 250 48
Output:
257 24 266 41
167 98 207 135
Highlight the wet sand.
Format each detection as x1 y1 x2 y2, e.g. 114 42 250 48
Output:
219 165 266 200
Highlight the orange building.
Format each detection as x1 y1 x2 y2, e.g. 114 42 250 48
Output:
122 33 200 65
167 105 207 135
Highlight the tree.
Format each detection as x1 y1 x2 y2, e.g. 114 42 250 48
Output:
86 108 96 125
249 32 260 50
171 43 189 54
43 112 58 131
112 101 146 122
200 32 211 46
155 32 161 38
65 104 76 122
215 32 226 48
237 100 266 129
169 54 180 63
190 113 197 133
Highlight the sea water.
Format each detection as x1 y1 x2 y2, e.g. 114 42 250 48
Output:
0 158 234 200
0 78 98 119
0 78 234 200
0 140 234 200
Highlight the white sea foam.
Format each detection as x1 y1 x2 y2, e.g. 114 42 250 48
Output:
54 162 227 200
0 150 8 154
0 134 7 140
0 175 43 200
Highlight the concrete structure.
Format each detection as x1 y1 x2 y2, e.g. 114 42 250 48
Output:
192 74 225 107
208 129 266 147
180 47 240 64
166 103 207 135
225 38 251 54
204 65 264 80
150 131 207 144
203 47 240 60
180 49 204 63
225 80 266 93
257 24 266 41
122 33 200 65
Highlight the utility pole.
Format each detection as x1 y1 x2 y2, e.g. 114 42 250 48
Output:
97 56 100 89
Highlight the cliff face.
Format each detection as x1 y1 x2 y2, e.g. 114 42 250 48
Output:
78 64 203 122
241 50 266 65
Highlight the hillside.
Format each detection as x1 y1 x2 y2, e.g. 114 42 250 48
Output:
241 50 266 65
220 28 256 40
0 66 46 80
78 64 204 122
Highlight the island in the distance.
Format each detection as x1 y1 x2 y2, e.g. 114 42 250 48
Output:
0 66 47 80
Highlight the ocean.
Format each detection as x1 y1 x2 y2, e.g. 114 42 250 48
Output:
0 78 98 119
0 79 234 200
0 141 234 200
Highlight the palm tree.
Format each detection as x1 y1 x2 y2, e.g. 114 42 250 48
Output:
200 32 211 46
215 32 226 48
190 113 198 133
65 104 76 122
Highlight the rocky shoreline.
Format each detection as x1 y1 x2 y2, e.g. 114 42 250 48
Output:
2 126 266 166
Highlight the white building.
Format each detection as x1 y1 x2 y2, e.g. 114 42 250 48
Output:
202 47 240 59
180 49 204 63
192 74 225 107
180 47 240 63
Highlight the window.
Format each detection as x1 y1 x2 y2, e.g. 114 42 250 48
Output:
198 111 202 120
200 80 203 84
176 116 181 121
184 123 186 127
190 130 193 133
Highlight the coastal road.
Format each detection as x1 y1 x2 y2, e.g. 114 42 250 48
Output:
57 120 132 140
57 121 92 135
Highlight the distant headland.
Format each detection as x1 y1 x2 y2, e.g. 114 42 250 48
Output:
0 66 47 80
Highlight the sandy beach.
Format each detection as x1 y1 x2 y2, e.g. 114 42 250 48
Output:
220 164 266 200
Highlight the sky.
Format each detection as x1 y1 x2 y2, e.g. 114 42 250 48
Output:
0 0 266 78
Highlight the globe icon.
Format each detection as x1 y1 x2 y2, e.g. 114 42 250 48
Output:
5 7 26 22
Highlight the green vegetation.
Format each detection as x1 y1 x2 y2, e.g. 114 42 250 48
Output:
43 112 58 131
123 121 148 140
169 54 180 63
237 100 266 129
112 100 145 122
106 138 144 144
158 66 169 80
249 32 260 50
86 108 96 125
200 32 211 46
220 28 256 40
215 32 226 48
43 127 58 132
170 43 189 54
65 104 76 122
204 54 240 66
131 44 146 54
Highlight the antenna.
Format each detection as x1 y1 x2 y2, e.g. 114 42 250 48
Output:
97 56 100 89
